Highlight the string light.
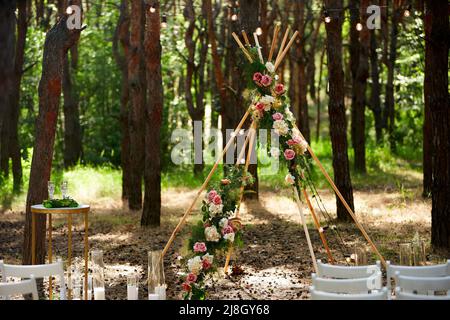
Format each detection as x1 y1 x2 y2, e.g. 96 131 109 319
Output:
161 14 167 28
404 5 412 17
323 9 331 23
231 12 238 21
149 5 156 13
255 27 262 36
356 22 363 31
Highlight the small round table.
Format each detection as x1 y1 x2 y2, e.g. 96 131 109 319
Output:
30 204 90 300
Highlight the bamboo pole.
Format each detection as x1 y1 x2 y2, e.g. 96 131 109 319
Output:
224 124 257 274
275 27 290 66
294 187 318 273
302 187 335 264
274 31 299 71
294 126 387 268
241 30 251 47
253 32 264 64
161 108 252 258
236 124 254 166
232 32 253 63
268 24 280 62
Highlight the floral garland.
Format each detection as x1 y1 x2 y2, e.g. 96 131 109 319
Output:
179 47 310 300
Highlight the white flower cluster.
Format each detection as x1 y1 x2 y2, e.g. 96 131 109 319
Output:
208 203 223 217
260 95 275 110
187 253 214 275
273 119 289 136
204 225 221 242
223 233 235 242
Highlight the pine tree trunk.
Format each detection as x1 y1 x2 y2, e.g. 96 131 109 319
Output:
0 0 16 179
22 15 83 265
113 0 132 204
351 0 370 174
324 0 355 222
142 0 163 227
425 0 450 249
239 0 259 200
127 0 146 210
369 28 383 144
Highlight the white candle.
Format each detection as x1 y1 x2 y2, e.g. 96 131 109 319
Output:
148 293 160 300
94 287 105 300
156 285 166 300
127 285 138 300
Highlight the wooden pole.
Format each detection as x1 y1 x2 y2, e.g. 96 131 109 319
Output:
232 32 253 63
275 27 290 66
294 187 318 273
302 187 335 264
241 30 251 47
253 32 264 64
268 24 280 62
48 214 53 300
224 124 257 274
274 31 299 71
161 108 252 258
84 211 89 300
294 126 387 268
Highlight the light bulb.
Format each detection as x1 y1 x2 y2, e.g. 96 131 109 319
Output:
161 15 167 28
255 27 262 36
231 13 238 21
356 22 363 31
324 16 331 23
150 6 156 13
66 6 73 14
404 9 410 17
324 9 331 23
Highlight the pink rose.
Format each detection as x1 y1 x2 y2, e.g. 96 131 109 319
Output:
253 72 263 82
213 194 222 205
182 282 192 292
284 149 296 161
272 112 283 121
202 259 212 270
186 273 197 283
274 83 285 95
287 136 303 146
255 103 265 112
222 225 234 235
207 190 217 203
260 75 272 87
193 242 207 253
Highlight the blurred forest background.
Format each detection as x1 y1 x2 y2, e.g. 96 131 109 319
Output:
0 0 449 274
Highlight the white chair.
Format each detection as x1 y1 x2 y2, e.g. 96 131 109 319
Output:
0 275 38 300
386 260 450 290
394 273 450 299
0 259 66 300
310 286 389 300
312 272 382 294
316 259 381 279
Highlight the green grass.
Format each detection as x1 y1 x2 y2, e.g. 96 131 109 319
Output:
0 140 423 212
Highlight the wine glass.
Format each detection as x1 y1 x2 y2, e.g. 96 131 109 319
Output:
399 243 412 266
61 181 68 199
48 181 55 200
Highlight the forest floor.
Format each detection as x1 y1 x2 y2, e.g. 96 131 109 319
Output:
1 168 448 299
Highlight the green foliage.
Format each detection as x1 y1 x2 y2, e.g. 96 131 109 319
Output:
43 198 79 208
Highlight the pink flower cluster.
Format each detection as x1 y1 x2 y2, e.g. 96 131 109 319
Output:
207 189 222 205
193 242 207 253
287 136 302 146
253 72 272 87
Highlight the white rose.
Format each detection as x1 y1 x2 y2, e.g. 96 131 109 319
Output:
187 256 203 275
208 203 223 216
273 120 289 136
260 95 275 110
270 147 280 158
285 107 295 123
204 226 221 242
265 62 275 73
202 253 214 264
223 232 235 243
285 173 296 185
219 218 228 229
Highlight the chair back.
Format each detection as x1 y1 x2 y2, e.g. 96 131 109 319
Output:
0 275 38 300
386 260 450 290
395 287 450 300
316 259 381 279
0 259 66 300
312 272 382 294
395 273 450 296
310 286 388 300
